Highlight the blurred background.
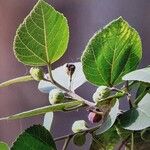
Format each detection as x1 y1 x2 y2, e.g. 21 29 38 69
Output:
0 0 150 149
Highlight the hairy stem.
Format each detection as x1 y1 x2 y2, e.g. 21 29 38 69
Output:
125 81 133 108
118 136 130 150
131 133 134 150
0 75 33 88
62 136 72 150
55 124 100 142
46 64 95 107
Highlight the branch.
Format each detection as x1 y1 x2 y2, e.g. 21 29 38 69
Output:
125 81 133 108
0 75 33 89
46 64 95 107
118 136 130 150
54 124 100 142
62 136 72 150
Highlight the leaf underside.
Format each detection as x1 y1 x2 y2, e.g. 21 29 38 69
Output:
123 67 150 84
120 94 150 130
13 0 69 66
82 17 142 86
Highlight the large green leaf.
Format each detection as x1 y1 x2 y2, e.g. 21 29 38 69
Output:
123 67 150 83
0 142 9 150
0 101 82 120
11 125 56 150
120 94 150 130
81 17 142 86
14 0 69 66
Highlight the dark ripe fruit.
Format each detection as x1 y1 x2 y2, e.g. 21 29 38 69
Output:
66 63 76 76
88 112 103 123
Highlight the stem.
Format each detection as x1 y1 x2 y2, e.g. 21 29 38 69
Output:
96 91 126 106
92 135 106 150
46 64 95 107
0 75 33 88
131 133 134 150
55 124 100 142
125 81 133 108
118 136 130 150
62 136 72 150
134 89 149 105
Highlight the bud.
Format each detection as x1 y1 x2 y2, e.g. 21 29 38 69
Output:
88 112 103 123
29 67 44 81
65 63 76 77
72 120 88 133
93 86 110 102
49 89 65 105
73 133 86 146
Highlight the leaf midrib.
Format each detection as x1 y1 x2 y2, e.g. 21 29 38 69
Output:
41 3 49 64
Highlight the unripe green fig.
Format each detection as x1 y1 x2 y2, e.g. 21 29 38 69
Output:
72 120 88 133
73 133 86 146
49 89 64 104
93 86 110 102
29 67 44 81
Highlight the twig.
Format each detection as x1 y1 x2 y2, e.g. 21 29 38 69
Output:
125 81 133 108
62 136 72 150
118 136 130 150
131 133 134 150
46 64 95 107
54 124 100 142
92 134 106 150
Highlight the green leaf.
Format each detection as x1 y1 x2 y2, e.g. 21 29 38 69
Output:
14 0 69 66
0 142 9 150
90 127 120 150
123 67 150 84
43 112 53 131
0 75 33 89
81 17 142 86
120 93 150 130
11 125 56 150
95 100 119 135
0 101 82 120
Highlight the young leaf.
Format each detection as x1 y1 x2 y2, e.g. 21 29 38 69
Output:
14 0 69 66
95 100 119 135
123 67 150 84
119 93 150 130
43 112 53 131
0 142 9 150
38 62 86 93
11 125 57 150
81 17 142 86
0 101 83 120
